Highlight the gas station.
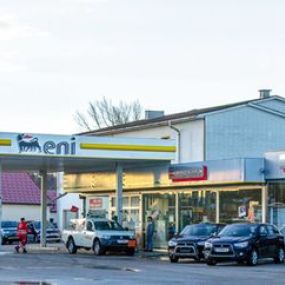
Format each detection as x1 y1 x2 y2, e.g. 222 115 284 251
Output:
0 132 176 247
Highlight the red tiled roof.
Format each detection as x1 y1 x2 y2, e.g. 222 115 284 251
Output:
2 172 56 207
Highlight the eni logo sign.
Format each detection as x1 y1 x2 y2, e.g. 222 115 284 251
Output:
17 134 76 155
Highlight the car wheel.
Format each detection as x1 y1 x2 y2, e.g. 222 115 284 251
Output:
246 249 258 266
93 239 104 256
169 256 179 263
206 259 217 266
66 238 77 254
274 247 285 264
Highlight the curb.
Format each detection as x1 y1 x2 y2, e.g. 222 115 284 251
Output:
26 246 63 252
137 251 168 259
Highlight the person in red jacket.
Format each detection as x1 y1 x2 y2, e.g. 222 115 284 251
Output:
15 217 28 253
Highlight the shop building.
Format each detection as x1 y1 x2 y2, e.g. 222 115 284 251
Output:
61 91 285 248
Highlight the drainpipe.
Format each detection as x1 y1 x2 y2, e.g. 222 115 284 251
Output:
168 121 181 163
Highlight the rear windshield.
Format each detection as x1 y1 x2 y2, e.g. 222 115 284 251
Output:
94 221 123 231
180 224 218 236
219 224 258 237
1 221 18 228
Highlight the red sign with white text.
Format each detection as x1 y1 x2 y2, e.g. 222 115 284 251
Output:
89 198 103 209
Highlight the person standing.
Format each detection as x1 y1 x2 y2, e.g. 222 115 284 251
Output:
145 216 154 252
168 222 176 240
15 218 28 253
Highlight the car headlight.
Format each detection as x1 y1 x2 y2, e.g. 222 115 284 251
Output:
168 240 177 247
204 242 213 249
101 235 111 239
234 241 248 248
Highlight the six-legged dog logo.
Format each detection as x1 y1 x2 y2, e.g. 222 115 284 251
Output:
17 133 42 153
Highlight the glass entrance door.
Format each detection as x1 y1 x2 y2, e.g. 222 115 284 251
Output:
143 193 176 248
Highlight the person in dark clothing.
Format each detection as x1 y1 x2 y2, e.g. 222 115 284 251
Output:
168 223 176 240
28 222 38 242
145 216 154 252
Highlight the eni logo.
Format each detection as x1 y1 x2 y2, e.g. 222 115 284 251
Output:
17 134 76 155
17 134 41 153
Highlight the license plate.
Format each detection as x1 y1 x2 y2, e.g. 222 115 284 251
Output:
128 240 136 248
214 247 229 253
180 248 191 253
117 239 128 244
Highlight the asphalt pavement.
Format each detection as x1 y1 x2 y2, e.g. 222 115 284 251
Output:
0 244 284 285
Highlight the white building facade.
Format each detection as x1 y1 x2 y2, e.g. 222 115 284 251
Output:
59 92 285 248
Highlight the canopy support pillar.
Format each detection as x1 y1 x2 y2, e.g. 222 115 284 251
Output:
116 164 123 225
40 170 48 247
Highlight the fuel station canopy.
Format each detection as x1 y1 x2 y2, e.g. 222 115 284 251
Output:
0 132 176 173
0 132 176 247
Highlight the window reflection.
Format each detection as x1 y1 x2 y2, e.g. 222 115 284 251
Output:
219 189 262 224
268 182 285 228
179 191 216 231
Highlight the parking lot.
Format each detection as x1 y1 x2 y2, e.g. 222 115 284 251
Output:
0 244 284 285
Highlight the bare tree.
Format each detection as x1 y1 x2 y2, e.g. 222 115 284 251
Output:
75 97 143 131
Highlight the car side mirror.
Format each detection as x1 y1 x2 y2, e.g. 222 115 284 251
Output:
124 227 129 231
260 232 267 238
173 232 179 238
212 232 218 237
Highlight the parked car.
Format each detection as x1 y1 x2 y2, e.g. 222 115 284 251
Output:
27 221 61 243
0 221 18 245
62 218 136 256
204 223 285 266
168 223 225 263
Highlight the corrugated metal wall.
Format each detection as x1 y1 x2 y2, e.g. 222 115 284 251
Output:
206 105 285 160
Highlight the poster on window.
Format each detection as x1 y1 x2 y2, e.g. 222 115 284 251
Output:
238 205 247 218
89 198 103 210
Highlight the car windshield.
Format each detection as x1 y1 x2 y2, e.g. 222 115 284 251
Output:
219 224 258 237
1 221 18 228
94 220 123 231
180 224 218 237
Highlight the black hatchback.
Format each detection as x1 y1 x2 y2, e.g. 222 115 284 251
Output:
204 223 285 266
168 223 225 263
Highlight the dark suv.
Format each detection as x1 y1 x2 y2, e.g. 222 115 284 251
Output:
204 223 285 266
168 223 225 263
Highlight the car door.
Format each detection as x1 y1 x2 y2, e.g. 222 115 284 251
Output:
83 221 94 248
266 225 278 258
257 225 270 258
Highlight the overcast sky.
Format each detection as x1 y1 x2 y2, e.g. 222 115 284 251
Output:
0 0 284 134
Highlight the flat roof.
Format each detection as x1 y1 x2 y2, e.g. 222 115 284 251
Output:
0 132 176 173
